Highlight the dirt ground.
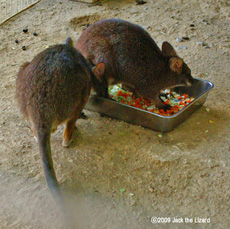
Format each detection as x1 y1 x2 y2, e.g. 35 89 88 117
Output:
0 0 229 228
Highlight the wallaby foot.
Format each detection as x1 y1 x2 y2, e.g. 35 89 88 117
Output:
62 120 77 148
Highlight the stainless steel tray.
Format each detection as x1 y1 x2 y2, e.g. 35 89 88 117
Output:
85 78 214 132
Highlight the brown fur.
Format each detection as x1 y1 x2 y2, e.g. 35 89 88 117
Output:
16 42 93 223
76 19 194 109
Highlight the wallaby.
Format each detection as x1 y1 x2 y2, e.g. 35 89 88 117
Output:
76 19 194 109
16 37 97 226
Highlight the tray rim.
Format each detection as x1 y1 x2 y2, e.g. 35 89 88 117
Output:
87 78 214 119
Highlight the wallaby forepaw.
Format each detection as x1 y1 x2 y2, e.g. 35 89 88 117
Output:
157 103 171 111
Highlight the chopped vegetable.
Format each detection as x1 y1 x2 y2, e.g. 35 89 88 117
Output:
108 84 194 116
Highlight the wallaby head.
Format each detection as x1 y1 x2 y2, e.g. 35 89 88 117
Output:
161 41 194 88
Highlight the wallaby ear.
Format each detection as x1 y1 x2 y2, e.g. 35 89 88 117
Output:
65 37 73 47
92 62 105 82
162 41 178 57
169 57 183 74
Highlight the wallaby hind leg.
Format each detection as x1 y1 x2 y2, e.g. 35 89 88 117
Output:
62 117 79 148
62 89 89 148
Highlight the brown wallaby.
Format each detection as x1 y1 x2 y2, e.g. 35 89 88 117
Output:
76 19 194 109
16 38 96 225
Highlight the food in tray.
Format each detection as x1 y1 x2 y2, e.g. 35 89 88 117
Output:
109 84 195 116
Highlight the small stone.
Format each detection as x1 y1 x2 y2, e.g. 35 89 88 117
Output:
176 38 183 42
197 42 210 48
197 41 204 46
182 36 190 40
15 39 19 43
22 46 26 50
169 15 175 19
23 28 28 33
190 24 195 27
136 0 147 5
178 46 187 50
148 186 155 193
33 32 38 36
202 19 210 25
142 26 149 30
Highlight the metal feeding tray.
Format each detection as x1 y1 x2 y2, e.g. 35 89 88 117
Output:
85 78 214 132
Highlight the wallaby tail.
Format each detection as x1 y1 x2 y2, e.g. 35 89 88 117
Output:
36 130 72 226
65 37 73 47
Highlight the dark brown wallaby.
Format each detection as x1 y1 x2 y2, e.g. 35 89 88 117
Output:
16 38 95 226
76 19 194 109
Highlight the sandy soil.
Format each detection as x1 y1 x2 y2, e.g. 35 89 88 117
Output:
0 0 229 228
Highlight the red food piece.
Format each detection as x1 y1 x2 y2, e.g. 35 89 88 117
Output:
113 90 191 116
183 94 188 99
164 99 169 104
